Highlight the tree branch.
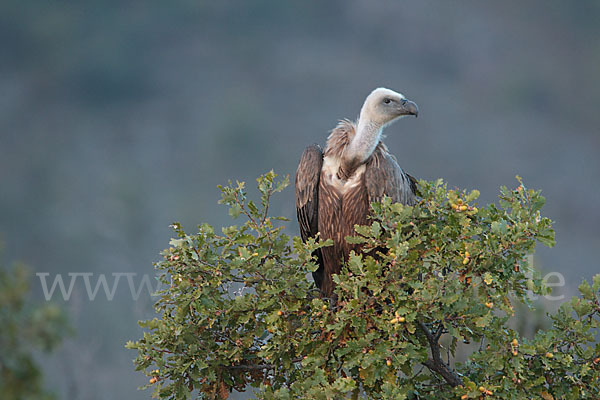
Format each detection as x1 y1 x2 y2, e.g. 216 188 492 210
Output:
417 320 463 387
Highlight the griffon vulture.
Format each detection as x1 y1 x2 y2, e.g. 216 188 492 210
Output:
295 88 419 297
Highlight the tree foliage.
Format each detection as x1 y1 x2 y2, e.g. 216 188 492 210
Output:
128 172 600 399
0 260 69 400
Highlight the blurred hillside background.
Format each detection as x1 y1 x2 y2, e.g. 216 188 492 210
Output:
1 1 599 399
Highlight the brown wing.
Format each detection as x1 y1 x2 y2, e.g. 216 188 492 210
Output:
365 143 417 206
295 144 325 290
406 173 420 197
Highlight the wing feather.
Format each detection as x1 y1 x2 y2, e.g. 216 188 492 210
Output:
295 144 325 289
365 144 417 206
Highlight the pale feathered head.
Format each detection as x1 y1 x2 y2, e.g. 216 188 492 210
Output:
360 87 419 126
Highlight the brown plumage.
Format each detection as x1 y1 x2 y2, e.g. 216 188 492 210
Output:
295 88 419 297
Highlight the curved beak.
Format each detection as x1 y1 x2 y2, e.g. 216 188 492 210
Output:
400 99 419 117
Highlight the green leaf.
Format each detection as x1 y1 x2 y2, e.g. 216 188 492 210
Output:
578 280 594 300
229 203 242 219
593 274 600 292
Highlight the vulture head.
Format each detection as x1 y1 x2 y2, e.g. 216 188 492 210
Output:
360 87 419 127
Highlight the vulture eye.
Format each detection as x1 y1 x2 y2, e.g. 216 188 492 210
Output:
383 98 392 104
